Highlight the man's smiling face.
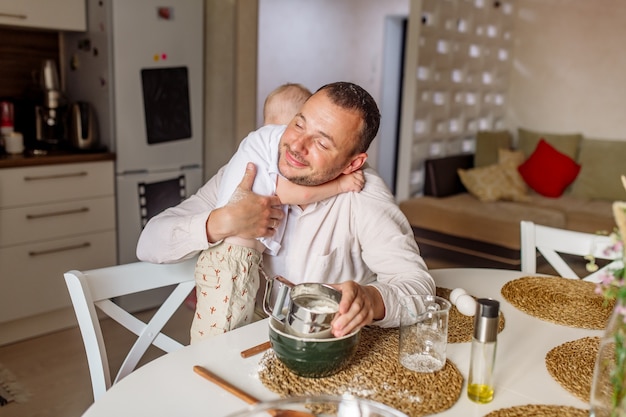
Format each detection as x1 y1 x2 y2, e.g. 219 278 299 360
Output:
277 90 367 186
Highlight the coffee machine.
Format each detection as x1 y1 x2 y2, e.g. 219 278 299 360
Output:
35 59 68 148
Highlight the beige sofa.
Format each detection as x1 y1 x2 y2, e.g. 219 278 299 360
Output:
399 129 624 268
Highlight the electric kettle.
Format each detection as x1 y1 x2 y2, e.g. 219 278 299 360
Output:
69 101 98 150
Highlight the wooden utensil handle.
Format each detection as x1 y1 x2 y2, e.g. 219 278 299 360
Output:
193 365 260 405
241 341 272 358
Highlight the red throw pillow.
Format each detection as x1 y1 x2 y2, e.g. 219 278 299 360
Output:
517 138 581 197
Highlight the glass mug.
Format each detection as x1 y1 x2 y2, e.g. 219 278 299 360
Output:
398 294 451 373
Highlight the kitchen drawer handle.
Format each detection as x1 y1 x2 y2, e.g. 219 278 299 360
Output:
29 242 91 257
24 171 88 181
26 207 90 220
0 12 27 20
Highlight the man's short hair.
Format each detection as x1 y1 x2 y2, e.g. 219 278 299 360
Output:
316 82 381 154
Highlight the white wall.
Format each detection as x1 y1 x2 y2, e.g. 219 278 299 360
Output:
507 0 626 140
257 0 410 167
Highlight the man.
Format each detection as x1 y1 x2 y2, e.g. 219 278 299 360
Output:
189 82 362 342
136 82 434 337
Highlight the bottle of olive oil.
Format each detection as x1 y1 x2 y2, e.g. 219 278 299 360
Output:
467 298 500 404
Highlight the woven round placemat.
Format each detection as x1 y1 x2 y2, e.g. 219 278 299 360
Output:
258 326 463 417
501 276 614 329
437 287 506 343
484 404 588 417
545 336 599 402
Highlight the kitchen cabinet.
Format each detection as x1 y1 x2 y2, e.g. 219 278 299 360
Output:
0 0 86 32
0 159 116 345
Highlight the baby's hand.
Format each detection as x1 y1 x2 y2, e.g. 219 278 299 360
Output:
338 170 365 193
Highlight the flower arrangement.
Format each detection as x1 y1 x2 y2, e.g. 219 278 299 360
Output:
587 177 626 294
588 176 626 417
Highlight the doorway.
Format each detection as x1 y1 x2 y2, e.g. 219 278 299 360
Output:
377 16 407 196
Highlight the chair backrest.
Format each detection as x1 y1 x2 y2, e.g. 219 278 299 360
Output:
520 220 620 281
64 259 196 401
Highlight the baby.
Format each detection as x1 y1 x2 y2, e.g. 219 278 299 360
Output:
190 83 365 342
263 83 312 125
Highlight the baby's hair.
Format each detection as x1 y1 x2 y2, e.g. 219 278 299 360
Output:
263 83 312 125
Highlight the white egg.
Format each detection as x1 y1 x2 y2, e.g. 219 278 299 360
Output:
449 288 468 305
455 294 477 316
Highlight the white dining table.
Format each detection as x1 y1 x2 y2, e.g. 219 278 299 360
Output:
81 268 600 416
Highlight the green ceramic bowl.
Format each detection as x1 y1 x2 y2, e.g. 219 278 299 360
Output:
268 318 360 378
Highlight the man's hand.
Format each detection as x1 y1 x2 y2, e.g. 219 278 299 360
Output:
206 163 284 243
329 282 384 337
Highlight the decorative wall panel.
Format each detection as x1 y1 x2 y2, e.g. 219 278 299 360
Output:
399 0 515 198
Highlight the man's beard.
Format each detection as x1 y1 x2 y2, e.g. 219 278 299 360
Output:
279 148 348 186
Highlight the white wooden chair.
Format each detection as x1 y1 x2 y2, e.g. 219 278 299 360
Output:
520 220 620 282
64 259 196 401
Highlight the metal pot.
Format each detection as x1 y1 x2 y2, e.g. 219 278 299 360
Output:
263 275 341 339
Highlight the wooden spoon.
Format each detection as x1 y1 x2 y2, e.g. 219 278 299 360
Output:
193 365 315 417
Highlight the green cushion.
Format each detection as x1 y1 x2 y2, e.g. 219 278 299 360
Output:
570 138 626 201
517 128 582 160
474 130 512 167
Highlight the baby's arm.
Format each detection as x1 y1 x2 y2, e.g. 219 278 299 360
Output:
276 170 364 205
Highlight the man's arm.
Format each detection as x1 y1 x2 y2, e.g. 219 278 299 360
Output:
136 163 284 264
330 169 435 336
